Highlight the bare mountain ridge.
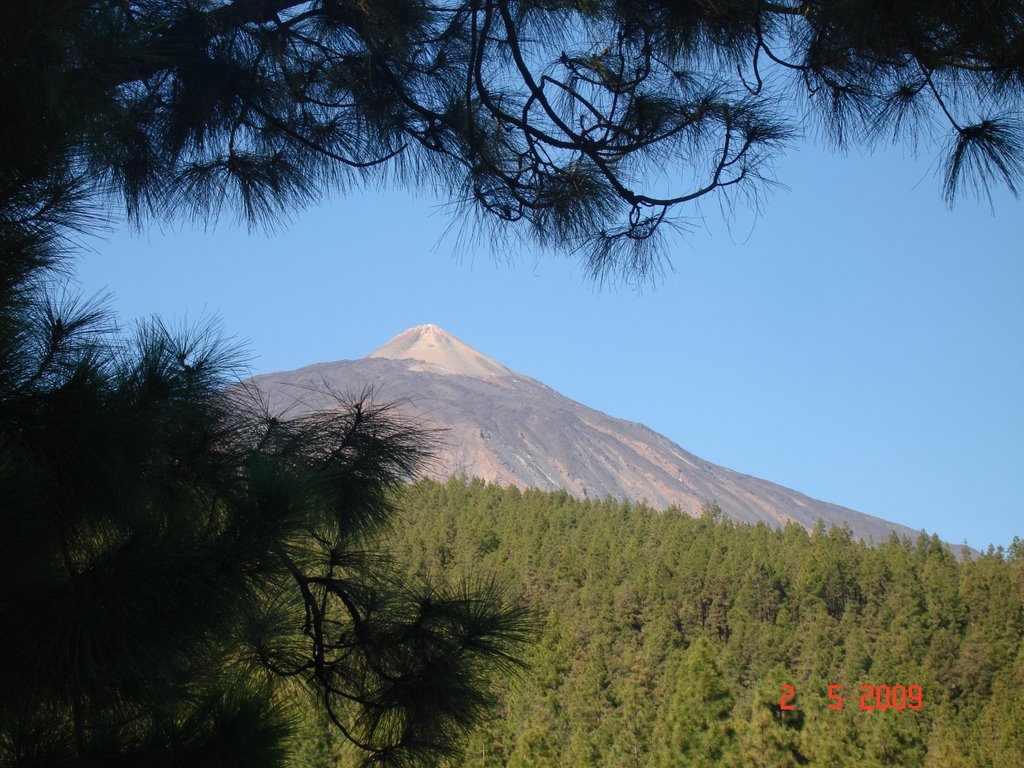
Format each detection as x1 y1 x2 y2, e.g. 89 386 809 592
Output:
250 324 928 545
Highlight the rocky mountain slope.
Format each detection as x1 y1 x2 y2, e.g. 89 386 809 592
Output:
249 324 927 544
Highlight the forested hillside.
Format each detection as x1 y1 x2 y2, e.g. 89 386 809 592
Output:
294 478 1024 768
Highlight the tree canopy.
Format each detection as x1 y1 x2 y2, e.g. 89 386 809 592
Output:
0 306 531 767
360 477 1024 768
3 0 1022 281
3 5 538 768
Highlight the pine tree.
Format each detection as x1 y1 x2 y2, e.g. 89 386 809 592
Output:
740 667 808 768
504 612 570 768
0 302 531 766
1 4 537 763
3 1 1021 284
653 637 739 768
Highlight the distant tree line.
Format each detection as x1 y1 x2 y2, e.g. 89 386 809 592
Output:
293 477 1024 768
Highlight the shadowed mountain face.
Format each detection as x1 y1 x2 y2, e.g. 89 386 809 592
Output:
250 325 926 545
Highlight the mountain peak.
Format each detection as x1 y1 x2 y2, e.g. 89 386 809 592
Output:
249 326 948 550
368 325 512 378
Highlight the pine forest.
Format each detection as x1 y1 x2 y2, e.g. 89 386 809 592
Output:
294 477 1024 768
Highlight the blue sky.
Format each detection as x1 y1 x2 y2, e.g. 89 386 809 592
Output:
73 140 1022 551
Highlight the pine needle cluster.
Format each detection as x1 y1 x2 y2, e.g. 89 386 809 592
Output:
3 1 1020 284
1 5 535 767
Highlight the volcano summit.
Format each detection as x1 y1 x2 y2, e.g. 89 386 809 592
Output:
250 325 928 545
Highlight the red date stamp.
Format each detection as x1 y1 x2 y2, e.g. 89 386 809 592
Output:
780 684 923 711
